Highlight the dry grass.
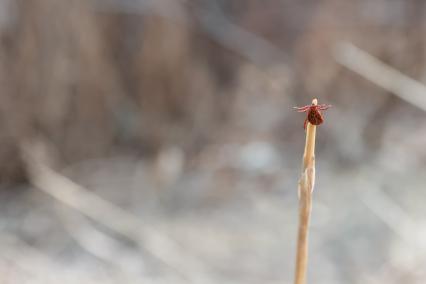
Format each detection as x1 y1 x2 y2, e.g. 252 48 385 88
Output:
294 99 317 284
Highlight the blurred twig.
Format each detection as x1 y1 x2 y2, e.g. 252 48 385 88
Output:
0 234 56 270
0 234 89 283
94 0 289 68
361 189 420 245
58 207 147 283
93 0 186 21
334 42 426 112
21 142 213 284
195 1 289 67
361 189 426 284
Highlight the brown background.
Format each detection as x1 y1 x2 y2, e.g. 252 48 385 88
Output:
0 0 426 283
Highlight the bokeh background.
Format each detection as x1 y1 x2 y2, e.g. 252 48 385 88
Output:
1 0 426 283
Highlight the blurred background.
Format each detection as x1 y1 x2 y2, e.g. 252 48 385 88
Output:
1 0 426 283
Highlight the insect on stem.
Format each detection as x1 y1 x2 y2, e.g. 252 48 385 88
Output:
294 99 331 130
294 98 330 284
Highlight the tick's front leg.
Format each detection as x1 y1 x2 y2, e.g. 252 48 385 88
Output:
317 104 332 110
293 106 311 112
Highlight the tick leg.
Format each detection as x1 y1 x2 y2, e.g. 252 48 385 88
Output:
294 105 310 110
317 104 332 110
303 118 308 129
293 105 310 112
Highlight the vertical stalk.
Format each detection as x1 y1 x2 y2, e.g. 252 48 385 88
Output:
294 98 317 284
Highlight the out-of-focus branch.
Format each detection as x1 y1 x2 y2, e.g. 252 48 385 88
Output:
93 0 186 22
195 1 289 68
58 207 147 282
334 42 426 112
0 234 57 272
94 0 289 68
20 142 212 284
360 187 426 284
361 189 419 245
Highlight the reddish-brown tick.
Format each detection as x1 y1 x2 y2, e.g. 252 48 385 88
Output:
293 102 331 129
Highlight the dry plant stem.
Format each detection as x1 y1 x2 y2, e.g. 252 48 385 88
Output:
294 98 317 284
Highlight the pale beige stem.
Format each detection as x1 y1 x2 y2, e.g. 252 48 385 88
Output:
294 98 317 284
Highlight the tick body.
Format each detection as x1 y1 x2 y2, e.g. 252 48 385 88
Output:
294 102 331 129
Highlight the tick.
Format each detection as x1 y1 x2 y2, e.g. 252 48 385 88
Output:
294 101 331 129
